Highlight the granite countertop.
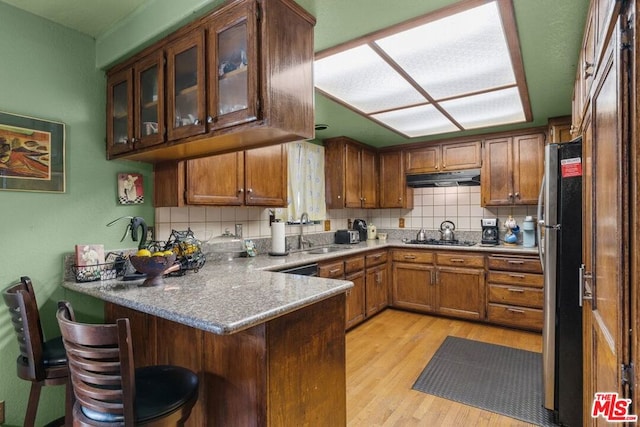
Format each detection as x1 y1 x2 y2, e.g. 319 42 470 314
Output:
61 238 537 336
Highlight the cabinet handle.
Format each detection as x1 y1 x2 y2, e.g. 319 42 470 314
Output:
376 271 382 284
507 260 524 264
507 288 525 293
403 255 417 260
434 270 439 284
329 268 341 275
509 273 525 278
507 308 525 314
430 270 435 285
449 258 465 263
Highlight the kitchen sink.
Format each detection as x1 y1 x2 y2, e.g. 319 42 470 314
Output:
305 245 348 254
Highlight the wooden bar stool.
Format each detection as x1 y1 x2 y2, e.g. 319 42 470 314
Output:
3 276 72 427
56 301 199 426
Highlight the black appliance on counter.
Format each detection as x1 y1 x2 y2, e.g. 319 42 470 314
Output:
538 139 583 426
353 219 367 242
481 218 499 245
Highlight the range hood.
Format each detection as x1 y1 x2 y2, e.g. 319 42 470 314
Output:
406 169 481 188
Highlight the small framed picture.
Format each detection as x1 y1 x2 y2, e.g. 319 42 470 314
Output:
117 173 144 204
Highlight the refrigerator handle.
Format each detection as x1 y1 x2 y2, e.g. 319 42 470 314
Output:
537 173 545 270
579 263 594 308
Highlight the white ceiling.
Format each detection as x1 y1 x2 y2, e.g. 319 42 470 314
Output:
0 0 148 38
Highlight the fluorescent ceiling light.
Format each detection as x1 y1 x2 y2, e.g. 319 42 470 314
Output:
314 0 531 139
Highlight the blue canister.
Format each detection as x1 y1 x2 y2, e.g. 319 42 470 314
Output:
523 216 535 247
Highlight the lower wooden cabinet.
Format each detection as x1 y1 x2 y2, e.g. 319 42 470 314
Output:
391 249 485 321
319 250 388 330
391 250 435 312
364 250 389 317
344 255 365 329
435 252 485 320
486 254 543 331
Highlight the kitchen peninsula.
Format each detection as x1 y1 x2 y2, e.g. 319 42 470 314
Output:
62 263 352 426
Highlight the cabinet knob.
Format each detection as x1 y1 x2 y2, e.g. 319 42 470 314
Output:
238 188 244 193
515 192 520 198
508 193 514 199
193 118 201 125
435 165 439 170
207 116 213 124
247 188 253 193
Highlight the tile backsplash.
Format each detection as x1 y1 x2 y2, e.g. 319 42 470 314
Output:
154 186 537 244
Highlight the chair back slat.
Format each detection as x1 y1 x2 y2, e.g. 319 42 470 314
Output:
57 302 137 423
2 282 45 380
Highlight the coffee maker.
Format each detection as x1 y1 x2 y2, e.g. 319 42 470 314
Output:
353 219 368 242
481 218 499 245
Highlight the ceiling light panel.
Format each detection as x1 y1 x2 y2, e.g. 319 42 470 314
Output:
441 87 526 129
314 45 427 113
372 104 460 138
375 2 515 100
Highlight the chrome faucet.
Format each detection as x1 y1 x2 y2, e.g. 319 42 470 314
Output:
299 212 310 249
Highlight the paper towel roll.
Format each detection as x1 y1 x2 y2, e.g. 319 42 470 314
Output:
271 221 286 254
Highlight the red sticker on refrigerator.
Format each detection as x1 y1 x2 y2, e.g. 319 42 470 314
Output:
560 157 582 177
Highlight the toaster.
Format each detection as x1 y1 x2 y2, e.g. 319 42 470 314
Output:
335 229 360 244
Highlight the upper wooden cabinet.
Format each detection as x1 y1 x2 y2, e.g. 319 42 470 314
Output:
405 140 481 174
325 137 378 209
107 50 166 156
107 0 315 163
548 116 573 144
154 144 287 207
379 151 413 209
481 132 545 206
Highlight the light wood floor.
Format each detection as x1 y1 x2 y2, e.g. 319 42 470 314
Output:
346 309 543 427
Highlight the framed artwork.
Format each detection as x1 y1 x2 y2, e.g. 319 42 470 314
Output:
0 111 65 193
117 173 144 204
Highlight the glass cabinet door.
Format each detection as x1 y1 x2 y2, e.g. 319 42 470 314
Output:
166 29 206 141
107 68 134 156
135 51 165 148
208 0 258 130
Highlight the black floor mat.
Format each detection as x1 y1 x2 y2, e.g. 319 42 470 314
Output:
412 336 557 426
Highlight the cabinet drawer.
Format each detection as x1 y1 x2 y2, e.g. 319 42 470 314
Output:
392 250 433 263
487 303 543 331
344 256 365 274
365 251 388 267
436 252 484 268
318 261 344 278
487 271 543 288
488 284 543 308
488 255 542 273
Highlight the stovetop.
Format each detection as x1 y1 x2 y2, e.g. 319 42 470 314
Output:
406 239 477 247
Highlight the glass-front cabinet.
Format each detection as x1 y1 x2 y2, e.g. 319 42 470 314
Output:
107 68 134 156
107 51 164 157
135 51 165 149
208 0 258 130
166 29 206 141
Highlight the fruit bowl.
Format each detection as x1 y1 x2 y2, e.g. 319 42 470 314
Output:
129 254 178 287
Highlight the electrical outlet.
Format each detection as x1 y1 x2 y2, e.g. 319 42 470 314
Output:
324 220 331 231
399 218 405 228
0 400 5 424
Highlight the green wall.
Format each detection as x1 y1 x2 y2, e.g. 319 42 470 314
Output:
0 3 153 425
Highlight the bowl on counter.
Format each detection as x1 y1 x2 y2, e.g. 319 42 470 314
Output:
377 233 387 241
129 254 179 287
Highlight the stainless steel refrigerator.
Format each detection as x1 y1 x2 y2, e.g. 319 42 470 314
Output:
537 139 583 426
